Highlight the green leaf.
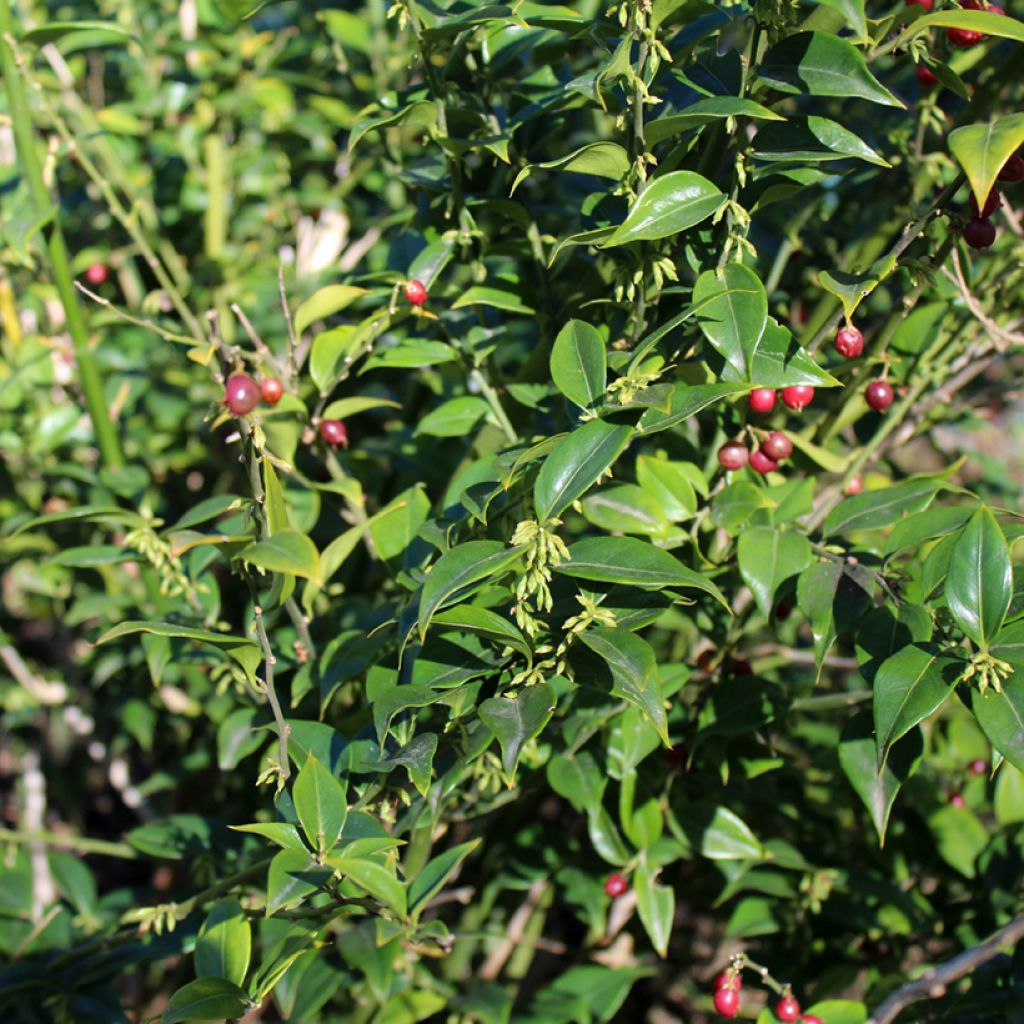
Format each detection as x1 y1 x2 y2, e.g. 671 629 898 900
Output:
634 859 674 958
823 478 940 537
927 803 989 878
583 485 668 537
266 850 332 916
802 1001 868 1024
838 712 923 846
813 0 867 38
415 397 493 437
195 899 251 987
638 382 752 434
293 753 348 855
693 264 768 379
294 285 367 336
555 536 728 607
534 420 633 521
971 674 1024 776
602 171 726 246
945 507 1012 650
432 604 532 662
645 97 784 145
230 822 308 852
362 733 438 796
635 456 699 521
327 855 407 918
348 100 436 152
418 541 524 638
9 504 145 537
737 528 812 617
321 396 401 421
372 685 448 747
369 486 430 566
874 644 963 766
550 320 607 409
752 116 890 167
478 683 556 777
903 8 1024 48
162 977 251 1024
21 21 140 46
452 284 535 315
310 327 358 391
546 751 606 814
758 32 902 107
237 530 322 585
949 115 1024 212
408 840 480 915
512 141 630 193
819 268 885 322
743 320 840 388
694 805 763 860
263 461 290 536
579 627 668 743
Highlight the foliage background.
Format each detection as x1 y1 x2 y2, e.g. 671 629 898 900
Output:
1 0 1023 1022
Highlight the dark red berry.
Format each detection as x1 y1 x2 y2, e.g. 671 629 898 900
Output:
405 279 428 306
964 217 997 250
604 873 628 898
224 374 261 417
916 64 938 87
714 986 740 1018
84 263 109 287
260 377 284 406
969 189 1001 219
718 440 750 471
800 1016 825 1024
761 431 793 462
776 995 801 1022
781 385 814 411
949 792 966 808
905 0 932 8
748 388 777 413
969 758 988 776
714 972 740 992
776 602 793 621
319 419 349 448
998 153 1024 183
845 475 864 496
749 448 778 475
835 325 864 359
730 658 754 676
865 380 895 412
946 1 999 46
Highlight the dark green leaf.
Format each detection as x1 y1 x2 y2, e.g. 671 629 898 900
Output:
737 527 812 616
945 507 1012 650
550 320 607 409
195 899 251 987
634 859 674 957
292 753 347 855
692 264 768 379
823 478 940 537
408 840 480 915
752 117 890 167
478 683 556 777
602 171 725 246
162 977 251 1024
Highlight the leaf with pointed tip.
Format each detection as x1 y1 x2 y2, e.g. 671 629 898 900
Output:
823 478 940 537
737 528 812 617
195 899 251 986
327 855 407 918
550 320 607 409
635 859 674 957
293 754 347 855
601 171 725 246
478 683 557 777
237 530 322 585
945 507 1012 650
692 264 768 379
266 850 332 916
162 977 251 1024
408 840 481 915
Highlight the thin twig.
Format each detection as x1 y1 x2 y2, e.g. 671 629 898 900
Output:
867 911 1024 1024
279 263 300 381
0 826 139 860
75 282 200 346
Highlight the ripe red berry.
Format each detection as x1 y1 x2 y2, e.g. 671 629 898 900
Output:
718 440 750 471
998 153 1024 183
969 758 988 776
748 388 777 413
714 971 740 992
781 385 814 412
714 986 740 1018
319 419 349 448
963 218 996 250
800 1016 825 1024
949 792 966 808
749 448 778 475
776 995 801 1022
969 190 1001 219
761 431 793 462
835 325 865 359
260 377 284 406
224 373 261 417
604 873 628 898
865 380 895 412
905 0 932 8
845 475 864 496
405 279 428 306
946 1 999 46
916 64 938 87
84 263 109 287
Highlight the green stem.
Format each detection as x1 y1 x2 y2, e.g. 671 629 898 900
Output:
0 12 122 469
0 826 137 860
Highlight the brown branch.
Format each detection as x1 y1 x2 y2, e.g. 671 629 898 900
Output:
867 911 1024 1024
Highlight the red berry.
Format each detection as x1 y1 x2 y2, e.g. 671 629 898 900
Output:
949 792 966 808
714 986 740 1018
781 385 814 412
718 440 750 471
748 388 777 413
963 218 996 250
776 602 793 621
749 448 778 475
761 431 793 462
405 279 428 306
84 263 109 287
946 1 997 46
916 64 938 87
865 380 895 413
905 0 932 8
969 758 988 776
800 1016 825 1024
776 995 801 1022
319 419 349 448
845 475 864 496
224 373 261 417
835 325 864 359
260 377 284 406
714 972 740 992
604 873 628 898
969 189 1001 219
998 153 1024 183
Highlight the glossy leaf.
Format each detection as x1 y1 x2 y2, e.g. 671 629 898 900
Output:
637 382 752 434
752 117 890 167
743 320 840 388
645 97 784 145
823 478 939 537
949 115 1024 215
512 141 630 193
945 507 1012 650
294 285 367 336
971 673 1024 775
582 484 668 537
293 753 348 855
162 977 251 1024
408 840 480 915
534 420 633 521
737 528 812 617
602 171 725 246
327 855 407 917
550 320 607 408
692 264 768 379
546 751 606 813
634 859 674 958
266 850 332 916
238 530 321 585
478 683 557 777
195 899 251 986
415 397 493 437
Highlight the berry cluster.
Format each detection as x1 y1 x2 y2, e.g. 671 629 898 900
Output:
712 966 819 1023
